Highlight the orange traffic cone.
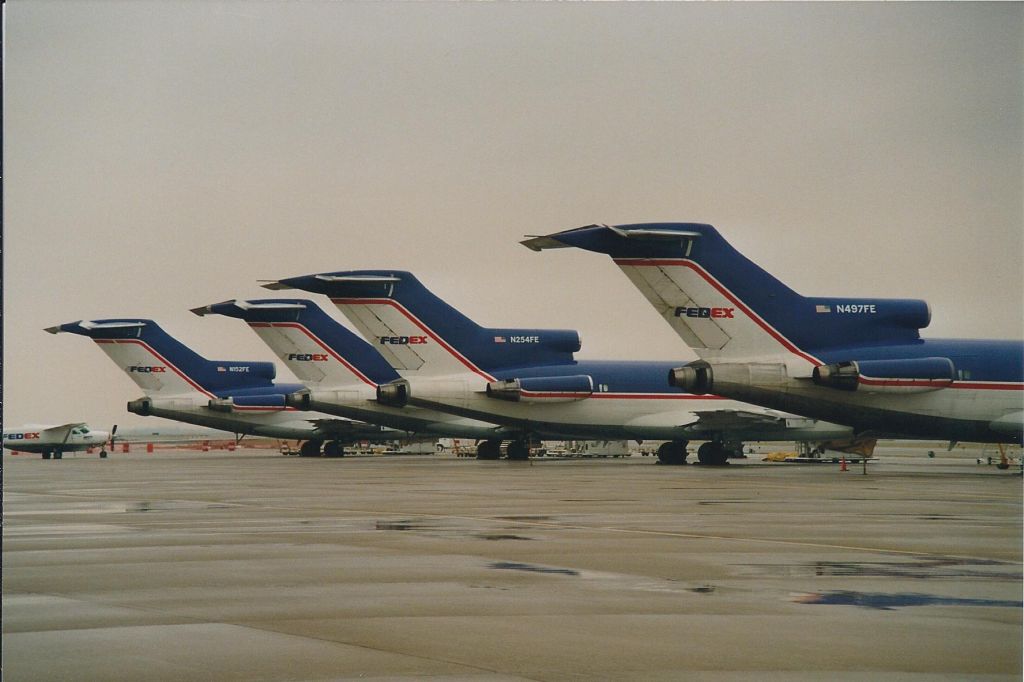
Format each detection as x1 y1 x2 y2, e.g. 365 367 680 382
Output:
840 456 848 472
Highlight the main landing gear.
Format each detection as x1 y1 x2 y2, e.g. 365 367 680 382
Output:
656 440 735 465
696 442 731 466
474 439 530 460
476 439 502 460
322 441 346 458
299 440 323 457
657 440 688 465
506 440 530 461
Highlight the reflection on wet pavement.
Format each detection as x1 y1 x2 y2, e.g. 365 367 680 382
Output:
489 561 580 576
794 591 1024 610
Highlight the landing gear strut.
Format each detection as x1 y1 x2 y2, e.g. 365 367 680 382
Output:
657 440 688 465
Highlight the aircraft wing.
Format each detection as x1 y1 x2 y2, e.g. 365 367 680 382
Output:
990 410 1023 436
307 419 399 439
38 422 89 444
687 409 796 432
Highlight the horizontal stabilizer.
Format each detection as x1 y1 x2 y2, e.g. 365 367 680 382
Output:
199 297 401 388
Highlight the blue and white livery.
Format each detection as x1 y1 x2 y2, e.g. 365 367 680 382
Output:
192 299 521 446
523 223 1024 444
46 319 402 457
263 270 857 463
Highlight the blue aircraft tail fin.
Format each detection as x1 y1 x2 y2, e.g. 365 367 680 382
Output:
193 299 400 388
46 319 278 397
263 270 581 377
524 223 931 365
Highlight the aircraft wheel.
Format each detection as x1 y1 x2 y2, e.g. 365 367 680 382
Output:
476 440 501 460
322 441 344 458
657 441 688 465
42 451 52 460
53 451 63 460
99 450 108 459
506 441 530 461
299 440 322 457
697 442 729 465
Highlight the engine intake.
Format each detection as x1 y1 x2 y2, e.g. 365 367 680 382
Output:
285 390 312 410
377 379 410 407
127 397 152 416
669 361 713 394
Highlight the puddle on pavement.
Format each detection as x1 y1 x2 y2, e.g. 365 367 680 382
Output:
744 557 1021 581
374 518 502 539
496 515 552 522
794 590 1023 610
489 561 579 576
689 585 716 593
476 534 533 541
126 501 228 513
375 520 429 531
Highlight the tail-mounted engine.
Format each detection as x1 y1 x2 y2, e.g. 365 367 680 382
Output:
128 396 204 416
376 379 410 407
208 394 288 412
485 374 594 403
812 357 955 393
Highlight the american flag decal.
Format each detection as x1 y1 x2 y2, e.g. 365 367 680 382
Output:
494 336 506 343
217 366 227 372
815 305 831 313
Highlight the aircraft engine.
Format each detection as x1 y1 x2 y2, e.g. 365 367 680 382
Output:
376 379 410 407
485 374 594 403
208 394 288 412
812 357 955 394
128 397 204 416
669 362 714 394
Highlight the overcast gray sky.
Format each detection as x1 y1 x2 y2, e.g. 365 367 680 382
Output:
4 1 1022 429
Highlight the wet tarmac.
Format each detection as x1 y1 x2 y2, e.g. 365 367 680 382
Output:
3 445 1022 680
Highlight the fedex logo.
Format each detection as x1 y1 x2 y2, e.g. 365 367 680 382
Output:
287 353 328 362
128 366 167 373
379 336 428 345
673 306 734 319
7 432 40 440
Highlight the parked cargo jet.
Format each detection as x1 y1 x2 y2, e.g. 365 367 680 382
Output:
3 423 110 459
46 320 403 456
261 270 856 463
191 299 521 449
522 223 1024 444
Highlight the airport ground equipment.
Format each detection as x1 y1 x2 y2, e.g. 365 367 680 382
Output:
523 223 1023 445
